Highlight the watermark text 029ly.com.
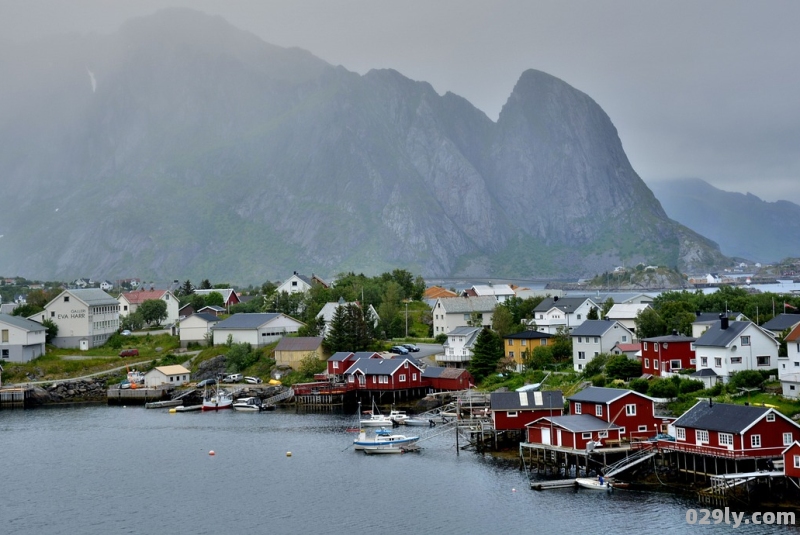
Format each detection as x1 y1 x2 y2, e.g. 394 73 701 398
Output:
686 508 795 528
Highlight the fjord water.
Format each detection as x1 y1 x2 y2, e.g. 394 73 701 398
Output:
0 406 791 534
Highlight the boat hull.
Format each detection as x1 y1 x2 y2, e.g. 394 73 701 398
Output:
575 478 609 490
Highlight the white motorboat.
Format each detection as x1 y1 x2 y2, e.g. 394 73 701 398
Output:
576 477 610 490
360 400 393 427
354 427 420 454
387 408 409 425
232 396 262 412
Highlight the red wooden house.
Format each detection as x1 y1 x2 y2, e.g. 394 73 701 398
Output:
783 442 800 479
662 401 800 458
490 390 563 431
326 351 381 379
526 414 622 449
422 366 474 392
344 357 426 392
568 386 666 441
641 332 696 377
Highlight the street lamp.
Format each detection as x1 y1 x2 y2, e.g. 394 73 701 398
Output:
405 302 409 338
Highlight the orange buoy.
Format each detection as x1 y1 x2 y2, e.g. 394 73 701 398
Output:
209 450 215 456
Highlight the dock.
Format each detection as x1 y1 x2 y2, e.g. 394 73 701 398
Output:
145 399 182 409
530 478 578 491
0 386 35 408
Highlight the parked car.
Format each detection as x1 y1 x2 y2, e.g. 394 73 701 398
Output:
244 376 262 384
390 345 409 355
402 344 420 352
120 330 132 336
197 379 217 388
119 349 139 357
222 373 243 383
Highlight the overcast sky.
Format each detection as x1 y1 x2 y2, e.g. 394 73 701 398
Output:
3 0 799 203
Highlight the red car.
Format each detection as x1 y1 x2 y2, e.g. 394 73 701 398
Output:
119 349 139 357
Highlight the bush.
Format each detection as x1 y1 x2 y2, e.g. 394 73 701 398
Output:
629 377 650 394
604 354 642 381
435 333 447 344
648 379 678 399
678 378 704 394
591 374 606 387
729 370 764 390
582 354 609 377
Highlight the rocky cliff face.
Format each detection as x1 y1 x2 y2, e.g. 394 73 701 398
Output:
0 8 727 284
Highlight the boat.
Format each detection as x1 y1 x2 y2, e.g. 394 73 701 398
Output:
359 400 393 427
201 383 233 411
353 427 420 454
576 477 610 490
232 396 262 412
404 417 435 427
387 408 409 425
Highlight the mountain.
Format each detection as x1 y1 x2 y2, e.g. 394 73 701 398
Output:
649 178 800 263
0 8 727 285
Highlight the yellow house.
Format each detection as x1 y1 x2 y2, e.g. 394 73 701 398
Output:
503 331 553 372
274 336 325 370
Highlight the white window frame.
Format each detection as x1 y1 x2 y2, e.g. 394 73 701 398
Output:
784 433 793 446
676 427 686 440
751 434 761 448
638 425 647 432
625 404 636 416
398 374 406 382
696 429 709 444
718 433 733 447
578 351 585 360
757 355 770 366
795 455 800 469
507 411 518 418
644 358 650 368
574 402 582 415
595 405 603 417
741 335 750 346
582 432 592 439
598 431 608 438
766 412 775 422
714 357 722 368
670 360 681 370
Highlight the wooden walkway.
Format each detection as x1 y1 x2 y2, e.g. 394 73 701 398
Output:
530 478 578 491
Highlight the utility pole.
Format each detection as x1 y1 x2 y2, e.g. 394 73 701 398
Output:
405 302 408 338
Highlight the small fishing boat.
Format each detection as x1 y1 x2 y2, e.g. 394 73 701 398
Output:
404 417 435 427
353 427 420 453
202 383 233 411
387 408 409 425
232 396 262 412
576 477 610 490
360 400 393 427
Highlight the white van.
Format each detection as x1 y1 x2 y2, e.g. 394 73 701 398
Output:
223 373 243 383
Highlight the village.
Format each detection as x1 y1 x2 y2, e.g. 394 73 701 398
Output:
2 271 800 509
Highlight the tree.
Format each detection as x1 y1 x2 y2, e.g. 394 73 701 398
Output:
139 299 168 326
323 303 375 353
492 304 519 338
468 328 503 381
226 342 257 372
177 280 194 297
729 370 764 390
298 315 326 337
587 306 599 320
604 354 642 381
377 281 402 338
41 318 58 343
298 352 326 378
582 353 609 377
524 345 554 370
121 310 145 331
199 279 212 290
205 291 225 308
635 307 667 338
549 326 573 361
11 303 42 317
647 379 678 399
601 297 615 318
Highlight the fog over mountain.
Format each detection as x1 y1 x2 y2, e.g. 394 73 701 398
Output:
0 9 727 284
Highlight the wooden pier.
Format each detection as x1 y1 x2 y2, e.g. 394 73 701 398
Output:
530 478 578 491
107 386 173 405
0 387 35 408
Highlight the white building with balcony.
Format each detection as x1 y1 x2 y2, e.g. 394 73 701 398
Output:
436 326 481 369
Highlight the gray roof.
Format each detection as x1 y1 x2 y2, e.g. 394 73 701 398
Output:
274 336 324 351
213 313 282 329
534 296 595 313
642 333 696 343
65 288 119 306
436 296 498 313
568 386 653 404
672 401 771 434
344 357 422 376
490 390 563 411
690 368 719 377
504 331 553 341
570 319 623 337
422 366 471 379
180 312 220 324
694 320 753 347
0 313 46 332
328 352 354 362
762 313 800 332
694 312 745 323
540 414 621 433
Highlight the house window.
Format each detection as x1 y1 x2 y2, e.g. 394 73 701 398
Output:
578 352 585 360
540 339 547 346
577 314 582 320
644 358 650 368
676 427 686 440
412 373 417 381
767 413 775 422
638 425 648 432
625 404 636 416
690 359 696 365
1 329 7 343
594 337 599 343
575 402 582 415
670 360 681 370
619 427 626 434
622 335 628 342
719 433 733 446
598 431 608 438
372 376 377 384
696 430 709 443
291 281 297 286
784 433 793 446
741 336 750 346
700 356 708 367
123 305 128 311
654 360 659 370
379 376 388 384
521 339 527 346
595 405 603 417
751 435 761 448
795 455 800 469
714 357 722 368
655 343 660 351
578 337 583 343
399 374 406 382
508 339 513 346
1 349 8 359
333 361 339 370
757 356 770 366
730 357 742 364
51 311 55 317
643 342 648 351
582 432 592 439
64 296 69 302
509 351 514 358
508 411 518 417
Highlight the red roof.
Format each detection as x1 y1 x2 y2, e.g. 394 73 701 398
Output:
121 290 168 304
424 286 458 299
615 343 642 352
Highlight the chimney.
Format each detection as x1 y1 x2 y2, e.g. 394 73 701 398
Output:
719 314 729 330
672 329 678 336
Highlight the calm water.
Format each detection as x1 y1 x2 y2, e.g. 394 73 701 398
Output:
0 405 795 534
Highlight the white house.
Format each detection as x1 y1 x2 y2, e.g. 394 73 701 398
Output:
144 365 191 388
179 312 221 347
118 289 180 326
436 326 481 369
570 319 635 372
529 297 598 334
212 313 305 347
316 299 379 337
0 313 46 363
605 303 652 337
432 296 497 337
780 324 800 398
30 289 120 350
692 317 779 386
466 284 515 303
276 272 329 295
100 280 114 291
